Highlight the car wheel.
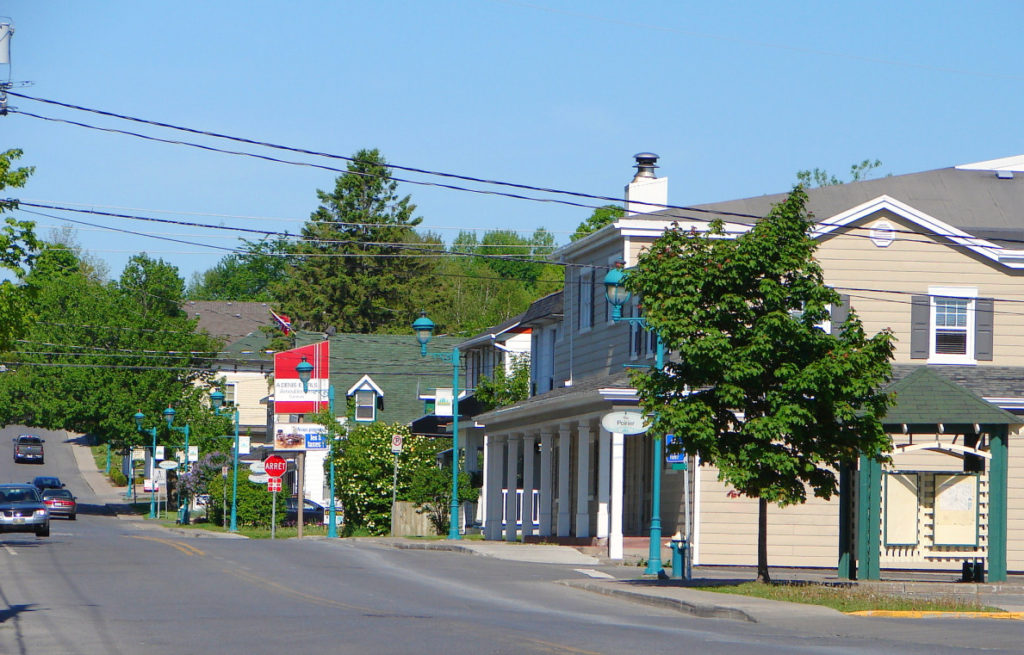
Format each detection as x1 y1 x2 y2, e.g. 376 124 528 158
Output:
36 524 50 538
69 513 76 521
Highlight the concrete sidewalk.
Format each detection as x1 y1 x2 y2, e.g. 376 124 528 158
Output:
372 537 1024 621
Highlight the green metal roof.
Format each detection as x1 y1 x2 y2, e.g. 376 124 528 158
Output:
882 366 1022 427
295 331 462 427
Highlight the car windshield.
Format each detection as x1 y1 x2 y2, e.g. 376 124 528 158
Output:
0 488 37 502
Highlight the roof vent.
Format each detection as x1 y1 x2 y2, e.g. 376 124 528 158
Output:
997 170 1014 180
631 152 659 182
625 152 668 215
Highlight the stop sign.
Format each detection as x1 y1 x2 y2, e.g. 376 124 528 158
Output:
264 455 287 478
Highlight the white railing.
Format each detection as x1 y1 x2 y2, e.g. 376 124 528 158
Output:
500 489 540 526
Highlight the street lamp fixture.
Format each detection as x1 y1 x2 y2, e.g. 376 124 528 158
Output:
411 311 462 540
133 411 159 519
163 406 192 524
293 355 338 538
210 389 241 533
603 261 667 576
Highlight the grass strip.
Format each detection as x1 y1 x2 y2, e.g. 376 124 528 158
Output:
698 581 999 613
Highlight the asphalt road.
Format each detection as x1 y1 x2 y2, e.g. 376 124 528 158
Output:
2 426 1023 654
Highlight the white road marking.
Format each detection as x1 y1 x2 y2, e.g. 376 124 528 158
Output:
2 544 17 556
574 568 614 579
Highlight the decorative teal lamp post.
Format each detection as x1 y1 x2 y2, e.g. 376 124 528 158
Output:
412 312 462 540
603 260 666 575
296 355 338 538
163 406 191 525
210 389 240 533
133 411 159 519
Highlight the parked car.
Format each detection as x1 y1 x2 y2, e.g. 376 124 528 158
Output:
0 484 50 537
41 488 77 520
283 497 326 526
31 476 64 493
12 434 44 464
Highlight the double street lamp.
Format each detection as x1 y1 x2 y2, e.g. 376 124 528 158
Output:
603 260 667 575
411 312 462 540
132 412 159 519
210 389 240 533
296 355 338 538
163 406 191 525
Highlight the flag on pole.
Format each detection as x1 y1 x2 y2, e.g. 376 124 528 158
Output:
270 309 292 335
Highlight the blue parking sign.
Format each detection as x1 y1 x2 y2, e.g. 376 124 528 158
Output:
665 434 686 464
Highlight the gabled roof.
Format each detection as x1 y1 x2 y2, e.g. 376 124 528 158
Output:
184 301 275 343
294 331 461 426
882 366 1021 427
520 289 564 325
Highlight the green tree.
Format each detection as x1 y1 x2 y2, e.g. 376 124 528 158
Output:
331 421 443 535
796 159 882 187
570 204 624 242
473 354 530 412
274 149 436 333
186 237 290 301
0 247 226 456
406 466 478 535
626 187 895 583
0 148 39 351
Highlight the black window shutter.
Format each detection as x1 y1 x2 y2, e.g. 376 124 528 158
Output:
975 298 994 361
910 295 930 359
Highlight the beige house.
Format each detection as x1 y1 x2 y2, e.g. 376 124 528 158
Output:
474 153 1024 578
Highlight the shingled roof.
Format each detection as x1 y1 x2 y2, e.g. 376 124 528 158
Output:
882 366 1021 427
184 300 275 343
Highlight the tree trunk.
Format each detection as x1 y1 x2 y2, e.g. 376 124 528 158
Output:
756 497 771 583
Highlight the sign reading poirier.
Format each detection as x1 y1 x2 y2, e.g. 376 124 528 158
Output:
263 455 287 478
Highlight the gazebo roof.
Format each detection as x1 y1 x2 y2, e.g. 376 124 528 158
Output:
882 366 1022 427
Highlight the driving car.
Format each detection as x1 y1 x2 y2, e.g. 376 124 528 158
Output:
283 497 326 526
13 434 44 464
41 488 77 520
0 484 50 537
31 476 64 493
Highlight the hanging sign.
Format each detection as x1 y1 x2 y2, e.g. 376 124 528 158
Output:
600 411 650 435
238 436 251 455
155 446 165 459
435 388 453 417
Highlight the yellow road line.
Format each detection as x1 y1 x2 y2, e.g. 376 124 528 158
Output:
848 610 1024 620
127 535 205 557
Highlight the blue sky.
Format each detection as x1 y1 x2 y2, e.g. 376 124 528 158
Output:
4 1 1023 283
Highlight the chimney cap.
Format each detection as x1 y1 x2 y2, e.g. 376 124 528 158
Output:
633 152 659 165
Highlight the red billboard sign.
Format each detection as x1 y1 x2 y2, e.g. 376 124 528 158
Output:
273 341 330 415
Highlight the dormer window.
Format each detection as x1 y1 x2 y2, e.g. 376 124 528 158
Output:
347 375 384 423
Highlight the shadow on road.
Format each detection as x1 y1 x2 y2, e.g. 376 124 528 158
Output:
0 603 37 624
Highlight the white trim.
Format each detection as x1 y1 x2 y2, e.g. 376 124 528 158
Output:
955 155 1024 172
346 374 384 397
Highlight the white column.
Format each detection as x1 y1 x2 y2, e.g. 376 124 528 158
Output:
539 429 554 537
484 434 505 541
504 434 520 542
609 431 625 560
557 423 572 537
596 426 611 539
521 434 536 538
575 422 592 538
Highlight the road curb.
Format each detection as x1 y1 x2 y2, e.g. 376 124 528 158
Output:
848 609 1024 620
558 579 757 622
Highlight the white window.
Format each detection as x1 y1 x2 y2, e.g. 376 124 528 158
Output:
928 287 976 365
347 375 385 422
224 382 237 406
578 268 593 332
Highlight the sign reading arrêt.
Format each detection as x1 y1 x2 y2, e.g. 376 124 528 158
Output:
263 455 287 478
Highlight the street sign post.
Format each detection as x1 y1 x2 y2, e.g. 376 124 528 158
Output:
264 455 287 478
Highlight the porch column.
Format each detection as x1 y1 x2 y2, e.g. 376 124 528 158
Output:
988 425 1009 582
609 431 625 560
596 426 611 539
484 434 506 541
557 423 572 537
522 434 537 538
856 455 882 580
505 434 521 542
575 422 592 538
539 429 554 537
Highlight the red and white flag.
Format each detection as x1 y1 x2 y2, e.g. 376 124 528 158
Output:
270 309 292 335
